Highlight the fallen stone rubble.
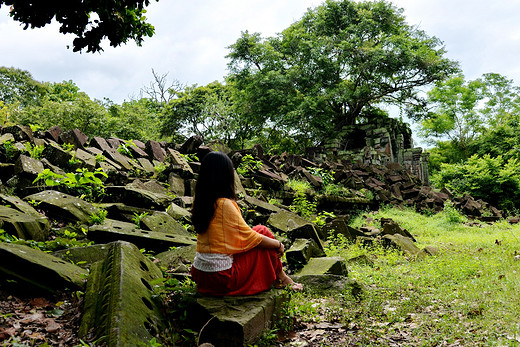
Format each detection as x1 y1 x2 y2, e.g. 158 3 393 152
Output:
0 125 499 346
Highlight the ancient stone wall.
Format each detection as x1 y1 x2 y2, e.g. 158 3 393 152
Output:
310 117 430 184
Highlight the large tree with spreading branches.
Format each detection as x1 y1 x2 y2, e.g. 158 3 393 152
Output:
227 0 459 144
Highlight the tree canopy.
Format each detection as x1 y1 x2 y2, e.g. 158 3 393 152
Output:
227 0 459 144
0 0 157 52
420 72 520 160
419 75 484 156
0 66 46 107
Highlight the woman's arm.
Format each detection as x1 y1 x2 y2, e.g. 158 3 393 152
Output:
258 235 285 256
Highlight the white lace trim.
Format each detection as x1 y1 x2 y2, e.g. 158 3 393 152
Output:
193 252 233 272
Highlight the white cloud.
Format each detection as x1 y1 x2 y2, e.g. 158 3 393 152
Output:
1 0 520 104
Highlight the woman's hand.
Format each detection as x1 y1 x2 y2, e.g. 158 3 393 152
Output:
276 241 285 258
259 235 285 257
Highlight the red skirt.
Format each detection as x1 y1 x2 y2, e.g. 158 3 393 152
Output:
190 225 282 296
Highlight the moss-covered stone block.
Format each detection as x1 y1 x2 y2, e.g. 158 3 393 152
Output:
286 238 326 271
295 257 347 277
141 211 192 236
52 243 113 269
0 204 49 241
0 242 87 293
41 140 73 168
166 202 191 221
105 186 173 209
268 210 324 250
24 190 99 223
382 234 421 257
79 241 166 346
191 290 287 347
88 219 196 253
154 244 196 268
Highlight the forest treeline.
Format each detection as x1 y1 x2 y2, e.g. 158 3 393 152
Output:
1 0 520 212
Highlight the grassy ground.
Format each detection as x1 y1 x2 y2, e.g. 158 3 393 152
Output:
285 206 520 346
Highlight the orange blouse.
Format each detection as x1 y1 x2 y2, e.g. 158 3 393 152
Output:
196 198 263 254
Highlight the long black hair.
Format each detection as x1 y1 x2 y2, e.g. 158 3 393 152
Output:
191 151 236 234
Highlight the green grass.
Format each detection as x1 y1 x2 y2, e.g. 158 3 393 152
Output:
291 206 520 346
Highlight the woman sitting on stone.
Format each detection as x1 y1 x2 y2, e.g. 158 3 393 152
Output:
190 151 302 296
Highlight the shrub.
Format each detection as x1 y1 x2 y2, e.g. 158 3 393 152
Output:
237 154 263 177
286 178 311 195
433 154 520 212
309 167 335 185
33 168 108 202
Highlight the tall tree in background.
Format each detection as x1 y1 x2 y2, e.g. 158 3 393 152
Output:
227 0 458 144
0 0 157 52
160 81 252 148
0 66 46 107
420 75 484 157
422 72 520 165
478 72 520 128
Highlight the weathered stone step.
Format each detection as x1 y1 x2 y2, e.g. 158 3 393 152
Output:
191 290 287 347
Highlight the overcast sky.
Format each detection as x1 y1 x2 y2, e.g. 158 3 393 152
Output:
1 0 520 105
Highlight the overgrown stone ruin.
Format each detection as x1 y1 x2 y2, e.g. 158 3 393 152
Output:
0 124 502 346
320 116 429 184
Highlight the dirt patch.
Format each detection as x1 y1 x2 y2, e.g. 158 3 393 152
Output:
0 289 85 346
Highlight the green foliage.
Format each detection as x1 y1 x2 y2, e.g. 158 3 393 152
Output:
432 154 520 211
468 122 520 161
154 276 198 345
153 162 168 177
247 127 308 155
179 153 198 163
0 228 18 243
132 212 149 228
290 194 317 218
324 232 351 257
0 67 46 107
2 139 18 159
161 81 250 148
89 209 108 225
68 153 81 166
419 75 484 156
117 140 137 158
442 200 467 224
227 0 458 144
106 98 164 141
95 153 106 162
313 211 336 227
286 178 311 196
0 100 15 125
14 88 112 138
309 167 335 186
33 168 108 202
337 206 520 345
62 143 75 152
287 179 316 217
423 72 520 173
426 141 468 173
1 226 93 252
360 188 374 201
237 154 263 177
323 183 350 197
3 1 156 53
23 142 44 159
478 72 520 128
